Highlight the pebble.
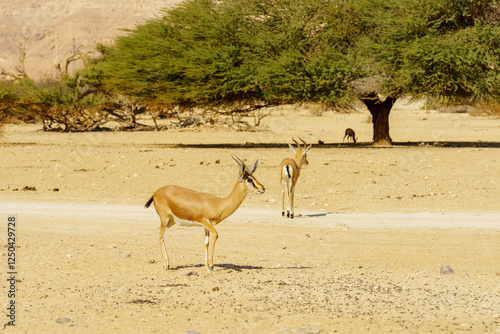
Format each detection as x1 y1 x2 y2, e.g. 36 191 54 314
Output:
181 270 198 276
122 252 132 259
281 327 320 334
56 317 72 324
440 264 455 275
185 331 202 334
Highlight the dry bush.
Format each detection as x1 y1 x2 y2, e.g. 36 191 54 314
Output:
39 104 110 132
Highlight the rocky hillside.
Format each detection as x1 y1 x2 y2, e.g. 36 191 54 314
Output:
0 0 182 80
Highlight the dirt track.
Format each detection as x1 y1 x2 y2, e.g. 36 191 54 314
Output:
1 102 500 333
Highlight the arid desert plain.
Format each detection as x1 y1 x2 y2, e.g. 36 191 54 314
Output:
1 101 500 333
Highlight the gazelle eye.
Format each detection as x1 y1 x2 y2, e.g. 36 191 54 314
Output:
246 178 253 184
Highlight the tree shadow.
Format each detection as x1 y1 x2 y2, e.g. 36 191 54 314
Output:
157 141 500 149
393 141 500 148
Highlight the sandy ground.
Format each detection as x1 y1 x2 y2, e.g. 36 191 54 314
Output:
1 101 500 333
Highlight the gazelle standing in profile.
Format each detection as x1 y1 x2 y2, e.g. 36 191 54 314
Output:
343 128 357 144
145 155 265 272
279 138 312 219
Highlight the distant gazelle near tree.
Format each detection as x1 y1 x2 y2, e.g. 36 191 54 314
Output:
145 155 265 272
279 138 312 218
343 128 357 144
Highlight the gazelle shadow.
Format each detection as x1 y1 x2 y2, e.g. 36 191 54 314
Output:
300 212 337 218
169 263 311 272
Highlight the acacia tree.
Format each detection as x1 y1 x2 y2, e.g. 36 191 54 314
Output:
354 0 500 144
90 0 500 142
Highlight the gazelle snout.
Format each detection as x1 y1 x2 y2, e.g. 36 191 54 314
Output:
248 175 265 194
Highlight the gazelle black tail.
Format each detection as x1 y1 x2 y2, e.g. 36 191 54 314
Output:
145 197 154 208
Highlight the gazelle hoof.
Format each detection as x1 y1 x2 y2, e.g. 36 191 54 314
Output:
282 211 285 216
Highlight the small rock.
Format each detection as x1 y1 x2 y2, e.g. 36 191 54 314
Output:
440 264 455 275
56 317 72 324
281 327 320 334
122 252 132 259
212 287 220 291
185 331 202 334
181 270 198 276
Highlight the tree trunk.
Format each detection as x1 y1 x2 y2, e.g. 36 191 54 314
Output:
361 96 396 145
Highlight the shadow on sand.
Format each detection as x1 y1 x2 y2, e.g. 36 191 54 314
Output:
155 141 500 149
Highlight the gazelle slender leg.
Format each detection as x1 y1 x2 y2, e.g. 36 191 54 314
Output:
287 188 291 218
290 186 295 219
281 180 286 216
200 219 218 272
204 228 210 269
287 179 292 218
159 214 175 269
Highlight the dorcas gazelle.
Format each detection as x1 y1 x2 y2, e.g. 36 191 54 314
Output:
343 128 357 144
279 138 312 218
145 155 265 272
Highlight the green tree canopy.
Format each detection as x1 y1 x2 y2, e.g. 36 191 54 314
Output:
359 0 500 103
88 0 500 143
96 0 358 107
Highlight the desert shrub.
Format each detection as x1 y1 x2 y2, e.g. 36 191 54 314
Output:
0 78 39 124
32 75 109 131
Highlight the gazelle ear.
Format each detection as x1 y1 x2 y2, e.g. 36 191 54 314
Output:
232 155 246 181
239 165 246 181
304 144 312 153
288 143 297 153
248 159 258 174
